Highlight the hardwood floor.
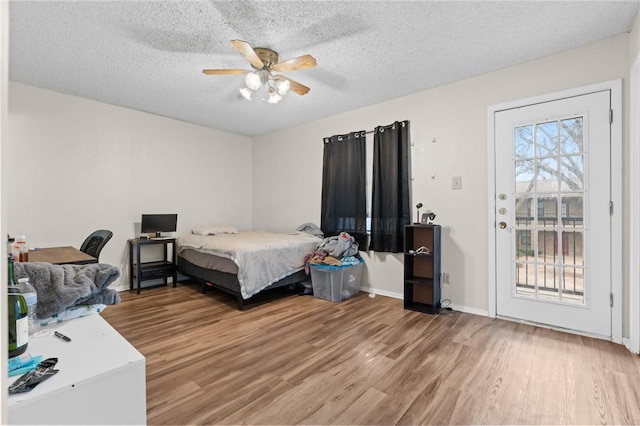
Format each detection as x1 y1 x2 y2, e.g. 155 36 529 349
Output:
101 282 640 425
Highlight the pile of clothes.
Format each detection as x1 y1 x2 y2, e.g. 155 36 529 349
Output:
304 231 361 274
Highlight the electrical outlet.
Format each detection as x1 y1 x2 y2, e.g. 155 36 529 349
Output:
442 272 450 284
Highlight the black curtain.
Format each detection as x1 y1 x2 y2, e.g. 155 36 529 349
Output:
320 131 367 248
369 120 411 252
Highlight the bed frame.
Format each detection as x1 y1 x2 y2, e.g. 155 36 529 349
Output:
177 256 308 310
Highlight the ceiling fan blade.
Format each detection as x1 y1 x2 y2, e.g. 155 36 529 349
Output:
202 69 249 75
231 39 264 69
283 77 311 96
271 55 317 73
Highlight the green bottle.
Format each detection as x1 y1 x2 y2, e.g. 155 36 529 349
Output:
8 254 28 358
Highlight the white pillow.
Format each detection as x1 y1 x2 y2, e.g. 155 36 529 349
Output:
191 224 239 236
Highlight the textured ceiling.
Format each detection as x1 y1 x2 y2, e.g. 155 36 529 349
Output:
9 1 640 137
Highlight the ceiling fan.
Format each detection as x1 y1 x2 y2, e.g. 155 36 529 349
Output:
202 40 317 103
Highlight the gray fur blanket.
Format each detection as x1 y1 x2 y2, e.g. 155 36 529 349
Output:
14 262 121 318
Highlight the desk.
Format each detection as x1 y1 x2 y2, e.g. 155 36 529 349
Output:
128 237 177 294
7 315 146 425
28 246 97 265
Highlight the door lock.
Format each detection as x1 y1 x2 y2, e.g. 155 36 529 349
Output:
499 221 507 229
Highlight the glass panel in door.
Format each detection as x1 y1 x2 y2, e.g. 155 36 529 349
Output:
513 116 585 306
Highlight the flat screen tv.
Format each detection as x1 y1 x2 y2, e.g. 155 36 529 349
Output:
141 214 177 238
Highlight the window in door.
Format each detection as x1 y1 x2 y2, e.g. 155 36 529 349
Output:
514 116 585 304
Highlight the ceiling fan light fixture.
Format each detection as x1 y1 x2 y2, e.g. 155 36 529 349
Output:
274 77 290 96
258 70 271 85
267 87 282 104
203 40 315 104
245 72 262 90
239 87 253 100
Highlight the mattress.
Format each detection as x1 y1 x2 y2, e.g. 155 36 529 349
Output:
179 248 238 274
177 231 321 299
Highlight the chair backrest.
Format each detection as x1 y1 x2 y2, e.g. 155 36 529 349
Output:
80 230 113 261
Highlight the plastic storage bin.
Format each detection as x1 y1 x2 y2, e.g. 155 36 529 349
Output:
310 259 363 302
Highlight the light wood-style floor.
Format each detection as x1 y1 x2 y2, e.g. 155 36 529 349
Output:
102 282 640 425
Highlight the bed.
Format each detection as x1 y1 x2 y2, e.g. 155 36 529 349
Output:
176 229 321 309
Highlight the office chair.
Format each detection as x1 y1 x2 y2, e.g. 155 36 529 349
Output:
80 230 113 261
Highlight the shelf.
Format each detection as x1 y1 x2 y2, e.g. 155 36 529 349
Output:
138 260 173 268
404 300 439 314
404 224 441 315
133 261 174 280
129 237 177 294
404 277 434 286
404 252 433 257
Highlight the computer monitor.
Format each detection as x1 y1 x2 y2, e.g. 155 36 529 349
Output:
140 214 177 238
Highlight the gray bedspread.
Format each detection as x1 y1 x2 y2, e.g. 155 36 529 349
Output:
14 262 121 318
177 231 321 299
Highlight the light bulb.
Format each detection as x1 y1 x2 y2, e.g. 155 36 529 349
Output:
275 78 290 96
245 72 261 90
267 87 282 104
239 87 253 100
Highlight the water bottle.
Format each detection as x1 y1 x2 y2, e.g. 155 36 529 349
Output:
17 277 38 335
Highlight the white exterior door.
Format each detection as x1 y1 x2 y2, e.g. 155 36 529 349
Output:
494 90 612 337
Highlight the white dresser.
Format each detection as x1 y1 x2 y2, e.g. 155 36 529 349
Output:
7 314 146 425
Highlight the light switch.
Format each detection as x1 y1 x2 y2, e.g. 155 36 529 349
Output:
452 176 462 190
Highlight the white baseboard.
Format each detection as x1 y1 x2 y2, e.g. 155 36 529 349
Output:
360 286 403 300
448 304 489 317
360 286 490 318
116 280 490 320
114 272 190 292
114 283 128 292
623 337 639 354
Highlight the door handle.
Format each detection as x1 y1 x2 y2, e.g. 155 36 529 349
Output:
499 221 507 229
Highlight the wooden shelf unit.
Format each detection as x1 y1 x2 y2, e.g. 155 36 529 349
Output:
404 224 441 314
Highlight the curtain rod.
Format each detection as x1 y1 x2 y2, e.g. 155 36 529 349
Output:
324 121 408 142
366 120 408 134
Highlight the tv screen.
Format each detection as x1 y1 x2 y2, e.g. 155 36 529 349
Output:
141 214 177 237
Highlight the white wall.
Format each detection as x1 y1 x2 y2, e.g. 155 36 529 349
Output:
6 83 253 288
632 12 640 62
253 34 631 314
